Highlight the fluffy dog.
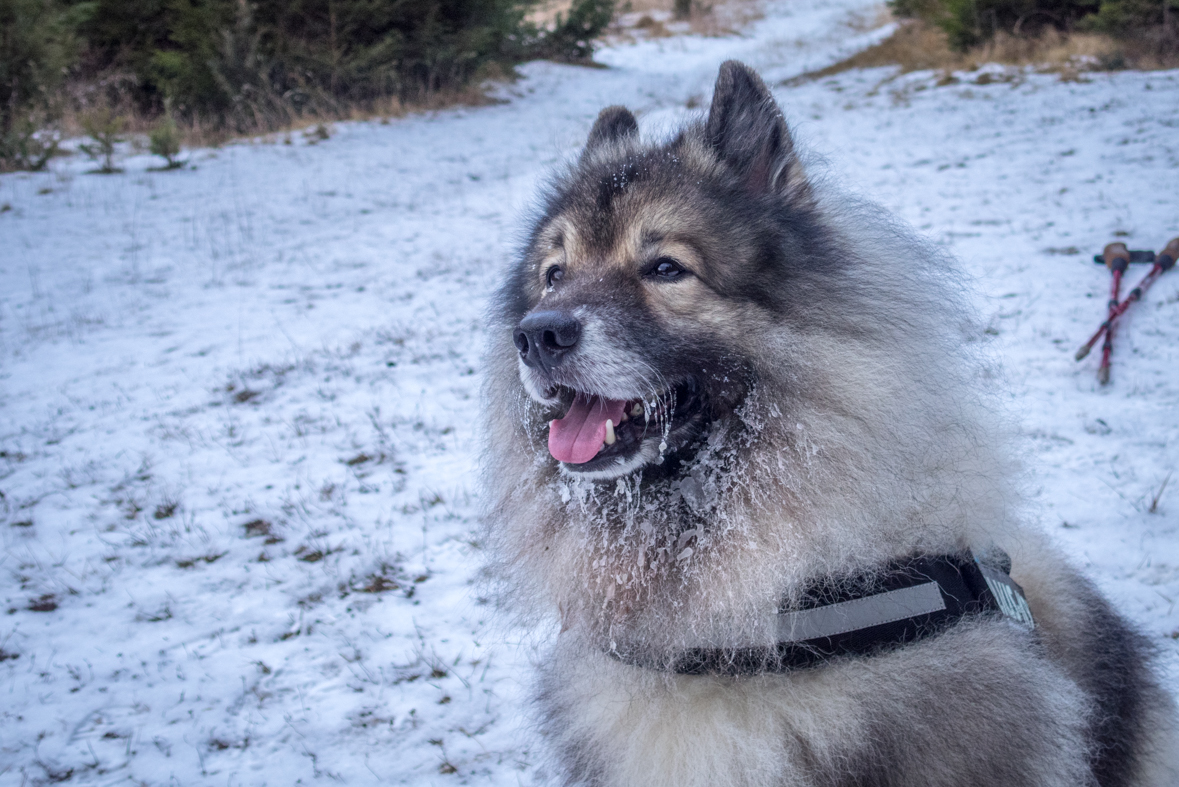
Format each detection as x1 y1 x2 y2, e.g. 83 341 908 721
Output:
481 61 1179 786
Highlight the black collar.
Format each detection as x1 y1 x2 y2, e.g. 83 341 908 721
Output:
611 551 1034 676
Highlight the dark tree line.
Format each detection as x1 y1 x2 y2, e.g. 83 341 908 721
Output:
1 0 612 166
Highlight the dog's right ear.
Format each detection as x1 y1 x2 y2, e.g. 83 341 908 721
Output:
581 106 638 162
706 61 807 198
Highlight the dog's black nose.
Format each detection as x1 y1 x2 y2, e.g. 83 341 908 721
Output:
515 311 581 369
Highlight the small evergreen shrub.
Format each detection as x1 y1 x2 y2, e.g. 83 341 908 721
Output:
79 108 126 173
149 114 184 169
0 118 60 172
528 0 616 62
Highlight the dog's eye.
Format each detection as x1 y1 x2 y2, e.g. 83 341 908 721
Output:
646 258 686 280
546 266 564 288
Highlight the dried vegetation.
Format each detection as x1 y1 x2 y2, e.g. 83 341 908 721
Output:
793 17 1179 85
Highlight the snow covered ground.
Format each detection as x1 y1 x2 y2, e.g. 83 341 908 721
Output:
2 0 1177 782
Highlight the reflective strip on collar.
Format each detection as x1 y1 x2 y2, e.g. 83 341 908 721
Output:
776 581 947 642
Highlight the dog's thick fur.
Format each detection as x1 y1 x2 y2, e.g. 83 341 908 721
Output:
481 61 1179 786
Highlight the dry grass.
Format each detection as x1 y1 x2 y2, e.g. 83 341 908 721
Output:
53 76 507 152
799 20 966 78
790 17 1179 85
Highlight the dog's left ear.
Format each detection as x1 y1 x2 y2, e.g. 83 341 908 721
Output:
581 106 638 163
706 61 806 197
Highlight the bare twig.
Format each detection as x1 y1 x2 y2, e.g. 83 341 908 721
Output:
1149 471 1172 514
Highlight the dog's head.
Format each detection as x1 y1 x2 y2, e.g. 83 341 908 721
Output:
500 61 836 481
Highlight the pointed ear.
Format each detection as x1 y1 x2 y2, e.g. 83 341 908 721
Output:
705 61 805 197
581 106 638 162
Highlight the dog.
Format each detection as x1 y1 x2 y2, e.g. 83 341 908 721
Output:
481 61 1179 786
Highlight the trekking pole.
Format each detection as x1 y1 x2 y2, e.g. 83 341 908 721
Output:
1075 237 1179 362
1096 243 1129 385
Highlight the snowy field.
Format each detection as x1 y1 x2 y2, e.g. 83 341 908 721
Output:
2 0 1178 782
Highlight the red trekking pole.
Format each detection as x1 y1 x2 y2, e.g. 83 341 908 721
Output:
1096 243 1129 385
1076 237 1179 365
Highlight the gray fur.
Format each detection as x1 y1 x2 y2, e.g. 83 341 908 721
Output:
481 61 1179 786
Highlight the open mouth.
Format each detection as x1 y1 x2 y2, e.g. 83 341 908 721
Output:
545 378 706 473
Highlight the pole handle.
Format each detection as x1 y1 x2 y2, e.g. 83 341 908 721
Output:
1158 238 1179 272
1103 242 1130 273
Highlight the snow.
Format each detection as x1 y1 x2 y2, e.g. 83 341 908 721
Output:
2 0 1177 782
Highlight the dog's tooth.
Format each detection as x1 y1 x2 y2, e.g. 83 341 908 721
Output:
605 419 616 445
620 411 629 423
631 402 644 417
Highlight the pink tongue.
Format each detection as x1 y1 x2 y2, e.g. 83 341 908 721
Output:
549 394 628 464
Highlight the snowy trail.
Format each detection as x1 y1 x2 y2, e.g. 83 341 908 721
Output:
2 0 1178 783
